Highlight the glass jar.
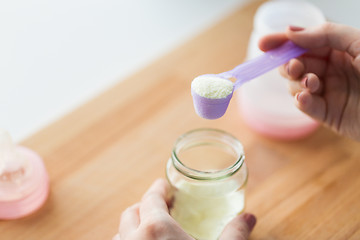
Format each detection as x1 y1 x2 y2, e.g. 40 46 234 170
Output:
238 0 326 140
166 128 248 240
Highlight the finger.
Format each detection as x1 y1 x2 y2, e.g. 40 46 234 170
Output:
295 90 326 122
301 73 323 94
287 73 324 97
280 56 328 81
119 203 140 238
258 33 288 51
287 23 360 58
259 32 329 58
282 58 305 80
220 213 256 240
142 178 171 206
112 233 120 240
140 179 171 221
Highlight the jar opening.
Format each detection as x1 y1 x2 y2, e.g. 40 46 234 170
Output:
171 129 244 180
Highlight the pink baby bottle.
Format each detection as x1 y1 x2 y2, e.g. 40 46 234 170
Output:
0 129 49 219
238 0 326 140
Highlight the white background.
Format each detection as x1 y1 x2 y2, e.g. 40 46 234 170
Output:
1 0 359 142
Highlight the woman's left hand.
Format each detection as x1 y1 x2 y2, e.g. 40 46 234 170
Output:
113 178 256 240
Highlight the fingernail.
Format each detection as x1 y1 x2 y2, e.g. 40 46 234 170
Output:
289 25 304 31
286 63 290 75
302 76 308 88
295 91 307 105
244 213 256 231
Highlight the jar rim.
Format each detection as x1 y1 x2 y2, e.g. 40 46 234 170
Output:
171 128 245 181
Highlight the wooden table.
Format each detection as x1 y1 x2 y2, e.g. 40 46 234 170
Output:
2 1 360 239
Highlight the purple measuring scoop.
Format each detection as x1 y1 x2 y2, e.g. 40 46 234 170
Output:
191 41 307 119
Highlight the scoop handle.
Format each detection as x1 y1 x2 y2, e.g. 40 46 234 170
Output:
227 41 307 89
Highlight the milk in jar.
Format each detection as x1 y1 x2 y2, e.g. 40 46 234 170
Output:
166 129 248 240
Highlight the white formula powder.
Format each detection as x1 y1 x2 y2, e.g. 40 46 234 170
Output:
191 76 233 99
170 180 245 240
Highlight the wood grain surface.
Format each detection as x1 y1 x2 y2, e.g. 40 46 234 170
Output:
2 1 360 239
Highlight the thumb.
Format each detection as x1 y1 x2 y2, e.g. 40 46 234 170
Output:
286 23 360 58
219 213 256 240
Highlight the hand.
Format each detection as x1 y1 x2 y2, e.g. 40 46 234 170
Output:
259 23 360 141
113 179 256 240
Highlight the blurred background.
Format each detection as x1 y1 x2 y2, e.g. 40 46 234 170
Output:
1 0 359 142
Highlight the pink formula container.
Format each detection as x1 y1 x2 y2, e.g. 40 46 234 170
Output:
238 0 326 140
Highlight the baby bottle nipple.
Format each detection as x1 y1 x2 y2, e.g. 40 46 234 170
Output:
0 129 49 219
0 131 27 182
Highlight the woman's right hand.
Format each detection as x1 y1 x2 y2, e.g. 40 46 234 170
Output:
259 23 360 141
